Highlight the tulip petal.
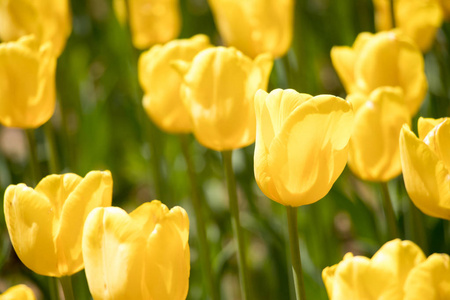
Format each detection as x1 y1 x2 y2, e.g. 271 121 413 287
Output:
4 184 59 276
0 284 36 299
400 125 450 219
83 207 146 300
418 117 445 140
267 95 353 206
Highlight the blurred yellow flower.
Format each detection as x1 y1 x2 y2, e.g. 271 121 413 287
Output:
0 284 36 300
0 36 56 129
127 0 181 49
400 118 450 220
347 87 410 181
4 171 113 277
372 0 443 52
173 46 273 151
208 0 294 58
439 0 450 20
323 239 429 300
331 30 427 116
254 89 353 207
0 0 71 56
82 200 190 300
138 35 211 133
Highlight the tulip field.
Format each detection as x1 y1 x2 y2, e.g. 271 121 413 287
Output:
1 0 450 299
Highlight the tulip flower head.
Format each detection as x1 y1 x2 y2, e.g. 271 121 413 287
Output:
0 284 36 300
82 200 190 300
372 0 443 52
208 0 294 58
347 87 410 182
254 89 354 207
0 0 72 56
400 118 450 220
322 239 450 300
0 36 57 129
4 171 113 277
173 46 273 151
138 34 211 133
331 30 427 116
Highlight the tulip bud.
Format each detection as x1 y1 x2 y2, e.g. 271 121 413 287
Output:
138 35 211 133
254 89 353 207
347 87 410 181
372 0 443 52
0 284 36 300
0 0 71 56
173 46 273 151
399 118 450 220
4 171 113 277
82 201 190 300
0 36 56 129
331 30 427 116
208 0 294 58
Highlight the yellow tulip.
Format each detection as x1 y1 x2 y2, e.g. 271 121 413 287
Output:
0 284 36 300
0 0 71 56
128 0 181 49
253 89 353 207
399 118 450 220
173 46 273 151
439 0 450 20
82 200 190 300
404 253 450 299
4 171 113 277
372 0 443 52
331 30 427 116
0 36 56 129
347 87 410 181
322 239 426 300
138 35 211 133
208 0 294 58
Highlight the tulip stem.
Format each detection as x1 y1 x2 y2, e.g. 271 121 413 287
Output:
48 277 60 300
381 182 399 240
180 135 220 300
59 276 74 300
286 206 306 300
221 150 250 300
25 129 41 185
44 121 60 173
409 200 428 253
389 0 396 28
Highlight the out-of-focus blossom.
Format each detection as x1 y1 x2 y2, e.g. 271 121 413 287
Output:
400 118 450 220
331 30 427 116
138 34 211 133
323 239 449 300
372 0 443 52
438 0 450 20
254 89 353 207
208 0 294 58
4 171 113 277
0 0 72 56
0 36 56 129
173 46 273 151
347 87 410 181
82 201 190 300
0 284 36 300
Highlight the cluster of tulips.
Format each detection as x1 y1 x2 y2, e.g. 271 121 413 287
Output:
1 0 450 299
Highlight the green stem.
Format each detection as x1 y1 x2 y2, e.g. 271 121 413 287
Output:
59 276 74 300
286 206 306 300
221 150 250 300
179 135 220 300
390 0 396 28
43 121 60 174
381 182 399 240
409 200 428 253
25 129 41 185
48 277 60 300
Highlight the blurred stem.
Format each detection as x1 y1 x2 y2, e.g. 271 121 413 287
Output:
59 276 74 300
179 135 219 300
48 277 60 300
148 125 165 201
286 206 306 300
390 0 396 28
409 200 428 253
44 121 60 174
221 150 250 300
381 182 399 240
25 129 41 185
